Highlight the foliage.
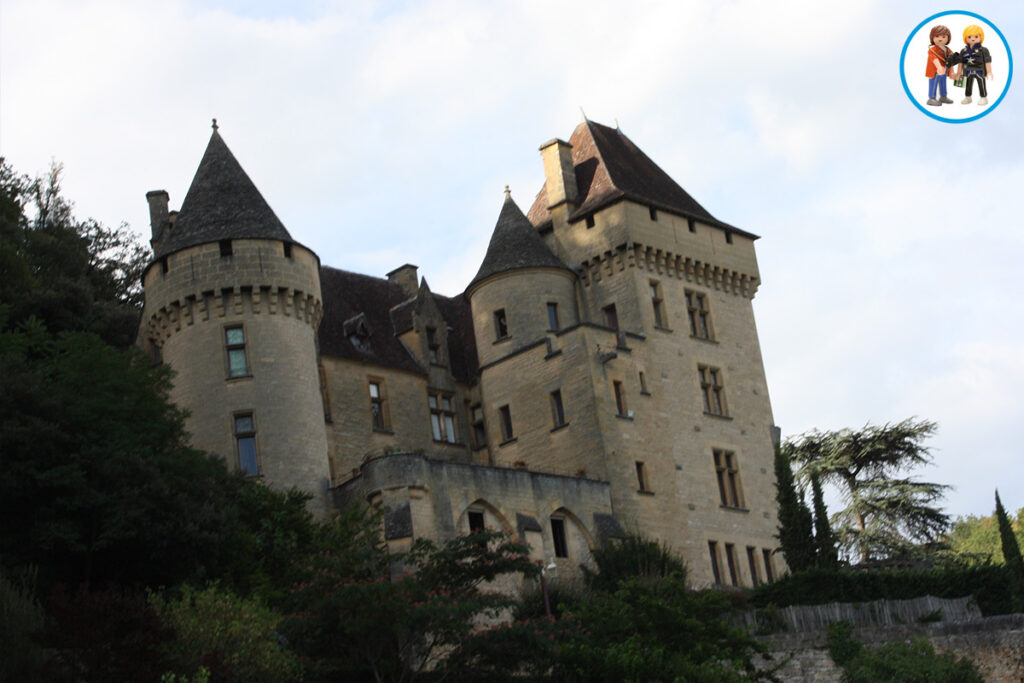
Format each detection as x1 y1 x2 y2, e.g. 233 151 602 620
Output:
161 668 211 683
944 507 1024 565
0 567 46 680
749 564 1015 616
283 528 539 682
774 443 816 572
151 585 300 683
810 470 839 568
785 418 949 562
39 584 175 683
582 533 687 592
827 626 983 683
995 490 1024 611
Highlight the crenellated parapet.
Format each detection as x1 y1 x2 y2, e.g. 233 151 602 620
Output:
577 242 760 299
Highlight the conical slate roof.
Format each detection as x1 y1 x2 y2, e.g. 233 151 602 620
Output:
527 120 755 238
468 192 572 291
153 129 293 259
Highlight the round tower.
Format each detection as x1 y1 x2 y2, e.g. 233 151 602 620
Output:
139 125 331 512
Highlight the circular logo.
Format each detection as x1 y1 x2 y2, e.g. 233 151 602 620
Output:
900 11 1012 123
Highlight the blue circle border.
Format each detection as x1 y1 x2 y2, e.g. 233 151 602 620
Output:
899 10 1013 123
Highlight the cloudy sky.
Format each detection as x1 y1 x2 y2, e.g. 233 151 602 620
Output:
2 0 1022 519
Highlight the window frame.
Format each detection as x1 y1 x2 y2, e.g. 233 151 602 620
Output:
685 290 714 340
635 461 651 493
698 364 727 416
494 309 509 340
224 325 250 379
546 302 560 331
550 389 566 428
426 326 442 364
650 280 667 329
470 404 487 449
234 412 259 476
746 546 761 586
613 380 628 417
602 303 619 331
762 549 775 582
498 404 515 443
725 543 739 586
714 449 744 508
551 517 569 558
368 379 389 432
428 390 458 444
708 540 723 584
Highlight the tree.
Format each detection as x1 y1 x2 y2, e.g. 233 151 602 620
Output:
995 490 1024 611
774 443 816 572
784 419 949 562
946 507 1024 565
810 470 839 568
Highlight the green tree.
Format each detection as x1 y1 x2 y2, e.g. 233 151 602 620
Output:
581 533 687 592
810 470 839 568
946 506 1024 565
774 443 816 572
784 419 949 562
995 490 1024 611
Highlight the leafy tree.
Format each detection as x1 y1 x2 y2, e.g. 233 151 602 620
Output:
810 470 839 568
774 443 816 572
784 419 949 562
995 490 1024 611
581 533 687 592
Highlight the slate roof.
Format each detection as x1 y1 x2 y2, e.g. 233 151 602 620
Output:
526 120 756 238
318 266 478 382
152 130 294 260
468 192 573 291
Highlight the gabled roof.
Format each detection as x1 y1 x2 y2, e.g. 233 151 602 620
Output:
152 130 293 259
468 191 573 292
318 266 478 382
527 120 755 238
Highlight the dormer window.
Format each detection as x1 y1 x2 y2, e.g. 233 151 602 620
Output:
344 313 373 353
426 326 442 364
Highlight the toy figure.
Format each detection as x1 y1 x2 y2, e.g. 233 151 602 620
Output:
925 25 953 106
954 24 994 105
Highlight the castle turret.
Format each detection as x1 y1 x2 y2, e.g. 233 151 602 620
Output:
139 124 332 512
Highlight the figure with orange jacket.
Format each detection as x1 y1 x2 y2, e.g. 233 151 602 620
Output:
925 25 953 106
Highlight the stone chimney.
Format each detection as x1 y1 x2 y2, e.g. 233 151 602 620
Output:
146 190 170 244
386 263 419 298
539 139 578 210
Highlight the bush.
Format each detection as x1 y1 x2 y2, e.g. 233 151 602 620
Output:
840 637 983 683
582 533 687 592
749 564 1014 615
0 568 46 680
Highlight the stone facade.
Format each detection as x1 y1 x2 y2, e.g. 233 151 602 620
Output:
138 120 783 585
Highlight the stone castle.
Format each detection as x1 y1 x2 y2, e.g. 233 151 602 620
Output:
139 119 782 587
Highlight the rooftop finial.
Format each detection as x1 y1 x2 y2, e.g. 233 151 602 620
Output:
211 118 219 131
504 184 511 200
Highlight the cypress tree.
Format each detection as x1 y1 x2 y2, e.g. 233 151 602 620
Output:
995 490 1024 611
811 470 839 567
774 444 816 572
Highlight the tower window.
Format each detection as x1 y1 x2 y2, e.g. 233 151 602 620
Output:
708 541 722 584
698 365 727 416
649 206 658 221
494 309 509 340
725 543 739 586
498 405 514 443
635 461 650 492
550 389 566 428
225 326 249 378
639 371 649 395
428 391 457 443
650 281 666 328
551 518 568 558
585 215 595 228
725 231 733 244
234 413 258 476
369 380 389 431
685 290 713 340
602 304 619 331
687 217 696 233
283 242 293 258
546 302 560 331
714 449 744 508
160 256 169 274
613 380 627 417
219 239 233 257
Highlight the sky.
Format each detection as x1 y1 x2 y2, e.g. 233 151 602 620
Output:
2 0 1022 520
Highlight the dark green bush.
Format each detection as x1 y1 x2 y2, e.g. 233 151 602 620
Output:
582 534 687 592
840 637 983 683
750 565 1013 615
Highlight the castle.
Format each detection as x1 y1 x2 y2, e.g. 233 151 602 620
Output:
139 119 782 587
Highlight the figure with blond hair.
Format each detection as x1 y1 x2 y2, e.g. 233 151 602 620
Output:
925 25 954 106
954 24 993 105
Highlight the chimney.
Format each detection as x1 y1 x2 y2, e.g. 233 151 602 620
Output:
539 139 578 210
146 190 170 244
386 263 419 298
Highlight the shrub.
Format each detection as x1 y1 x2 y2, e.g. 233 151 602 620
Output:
0 568 46 680
582 533 687 592
840 637 983 683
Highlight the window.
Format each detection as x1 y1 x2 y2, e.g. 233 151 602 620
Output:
698 365 726 416
160 256 168 274
283 242 292 258
369 380 388 431
687 217 696 233
470 405 486 448
428 391 457 443
725 543 739 586
494 309 508 339
234 413 258 476
639 371 649 395
550 389 566 428
649 206 658 221
613 380 627 416
219 239 233 257
650 281 666 328
714 449 744 508
725 231 733 244
225 326 249 378
635 461 650 492
708 541 722 584
762 549 775 582
585 215 595 228
468 510 485 533
498 404 514 442
546 302 560 331
685 290 712 340
426 326 441 363
746 546 761 586
551 518 568 558
603 304 619 331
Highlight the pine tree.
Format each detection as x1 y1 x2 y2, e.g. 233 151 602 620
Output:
995 490 1024 611
811 470 839 568
774 443 816 573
